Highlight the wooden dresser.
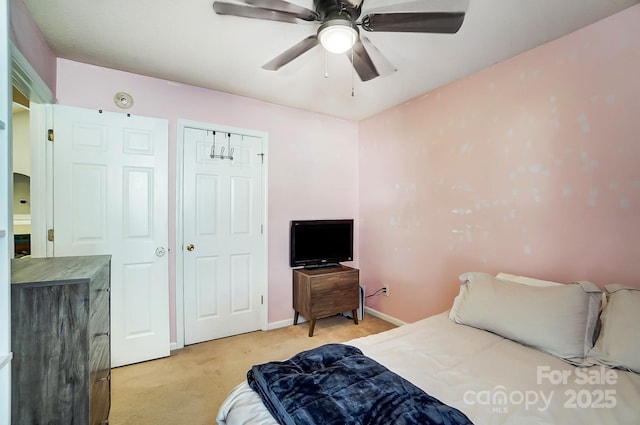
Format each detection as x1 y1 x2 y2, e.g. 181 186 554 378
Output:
11 255 112 425
293 265 359 337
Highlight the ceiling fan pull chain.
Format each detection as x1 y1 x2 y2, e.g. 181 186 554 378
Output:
324 49 329 78
351 47 355 98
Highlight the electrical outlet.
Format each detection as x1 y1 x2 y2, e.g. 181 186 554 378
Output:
382 285 389 296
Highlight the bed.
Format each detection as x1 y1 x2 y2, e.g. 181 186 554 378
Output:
217 272 640 424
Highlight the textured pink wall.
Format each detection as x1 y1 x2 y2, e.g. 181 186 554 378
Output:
55 59 359 341
359 5 640 323
9 0 56 95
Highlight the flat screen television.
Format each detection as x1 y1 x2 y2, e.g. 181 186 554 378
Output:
290 219 354 268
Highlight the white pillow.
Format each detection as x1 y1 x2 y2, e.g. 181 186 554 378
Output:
450 272 602 362
496 272 562 287
497 272 608 309
588 285 640 373
450 272 567 323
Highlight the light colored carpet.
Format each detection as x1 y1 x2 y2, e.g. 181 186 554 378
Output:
110 313 396 425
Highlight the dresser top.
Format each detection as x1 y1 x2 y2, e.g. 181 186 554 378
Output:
11 255 111 286
294 265 356 277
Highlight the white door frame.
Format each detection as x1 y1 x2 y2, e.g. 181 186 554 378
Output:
5 40 55 425
175 119 269 350
10 42 55 258
1 6 12 422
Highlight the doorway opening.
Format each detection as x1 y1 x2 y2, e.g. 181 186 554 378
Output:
12 86 31 258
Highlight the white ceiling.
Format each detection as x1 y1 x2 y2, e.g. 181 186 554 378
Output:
23 0 639 120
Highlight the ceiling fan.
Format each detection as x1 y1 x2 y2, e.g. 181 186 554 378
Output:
212 0 467 81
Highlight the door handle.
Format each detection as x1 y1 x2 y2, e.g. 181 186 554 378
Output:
186 244 195 251
155 247 166 257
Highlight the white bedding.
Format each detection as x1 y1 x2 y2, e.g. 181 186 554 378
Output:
217 313 640 424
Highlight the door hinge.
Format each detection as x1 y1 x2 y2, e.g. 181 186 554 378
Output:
257 153 264 164
261 295 264 305
260 224 263 234
47 129 54 142
47 229 54 242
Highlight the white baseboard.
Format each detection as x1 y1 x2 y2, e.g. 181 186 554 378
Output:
363 307 407 327
268 316 308 330
170 342 179 351
268 318 291 330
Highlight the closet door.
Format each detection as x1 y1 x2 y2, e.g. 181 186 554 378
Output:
181 125 267 345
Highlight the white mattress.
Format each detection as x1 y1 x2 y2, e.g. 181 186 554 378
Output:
217 313 640 424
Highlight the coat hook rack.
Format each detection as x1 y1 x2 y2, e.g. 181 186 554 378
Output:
209 131 234 161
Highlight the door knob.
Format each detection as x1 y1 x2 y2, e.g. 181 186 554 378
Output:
186 244 195 251
155 247 166 257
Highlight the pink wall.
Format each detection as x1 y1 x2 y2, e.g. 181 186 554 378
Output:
18 1 640 337
359 5 640 323
9 0 56 95
55 59 359 341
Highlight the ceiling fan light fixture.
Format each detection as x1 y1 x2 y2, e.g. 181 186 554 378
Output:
318 19 357 54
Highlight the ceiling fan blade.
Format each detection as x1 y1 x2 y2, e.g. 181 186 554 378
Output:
360 12 465 33
363 0 469 15
360 37 396 77
213 2 299 23
348 38 379 82
242 0 318 21
262 36 320 71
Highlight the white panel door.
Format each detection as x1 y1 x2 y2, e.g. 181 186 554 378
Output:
53 105 170 367
183 127 265 345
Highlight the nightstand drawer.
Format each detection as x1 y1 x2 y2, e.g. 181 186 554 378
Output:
311 292 358 317
311 274 358 295
311 276 358 315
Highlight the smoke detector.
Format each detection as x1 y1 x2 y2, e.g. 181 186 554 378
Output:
114 92 133 109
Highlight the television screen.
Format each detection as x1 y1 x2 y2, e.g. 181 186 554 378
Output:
290 219 354 268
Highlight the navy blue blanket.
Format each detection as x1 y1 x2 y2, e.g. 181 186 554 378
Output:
247 343 473 425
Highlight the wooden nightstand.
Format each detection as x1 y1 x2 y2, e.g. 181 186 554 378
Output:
292 265 359 337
